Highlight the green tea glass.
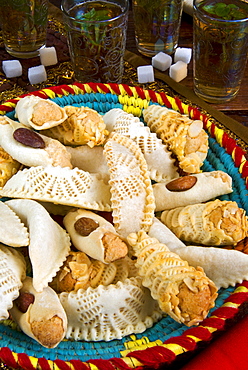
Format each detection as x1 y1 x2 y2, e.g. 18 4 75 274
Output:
61 0 129 83
0 0 48 58
132 0 184 56
193 0 248 103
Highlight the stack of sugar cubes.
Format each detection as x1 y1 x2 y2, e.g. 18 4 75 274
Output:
137 47 192 84
2 46 58 85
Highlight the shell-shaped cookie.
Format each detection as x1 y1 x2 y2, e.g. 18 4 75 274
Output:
0 165 111 212
0 244 26 320
103 108 178 182
42 105 109 147
153 171 233 212
63 209 128 263
15 95 67 130
0 201 29 247
161 199 248 245
6 199 71 292
0 147 21 188
175 245 248 289
59 277 163 341
0 116 72 169
143 105 209 174
127 231 218 326
103 133 155 239
10 277 67 348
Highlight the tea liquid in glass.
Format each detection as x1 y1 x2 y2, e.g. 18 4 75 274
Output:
64 0 128 83
0 0 48 58
132 0 183 56
193 0 248 103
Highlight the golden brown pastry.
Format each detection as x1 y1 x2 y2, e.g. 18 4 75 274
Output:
0 147 21 187
127 231 218 326
160 199 248 245
42 105 109 147
143 104 209 174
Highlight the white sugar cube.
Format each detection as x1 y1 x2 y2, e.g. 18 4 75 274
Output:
169 61 188 82
152 52 172 71
39 46 58 66
2 60 22 78
28 65 47 85
174 47 192 64
137 65 154 83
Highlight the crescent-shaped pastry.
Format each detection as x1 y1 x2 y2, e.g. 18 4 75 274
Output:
0 244 26 320
0 165 111 212
103 108 178 182
15 95 67 130
10 277 67 348
174 245 248 289
63 209 128 263
0 201 29 247
143 104 209 174
160 199 248 245
42 105 109 147
59 277 163 341
103 133 155 239
127 231 218 326
153 171 233 211
0 146 21 187
6 199 71 292
66 145 109 179
0 116 72 168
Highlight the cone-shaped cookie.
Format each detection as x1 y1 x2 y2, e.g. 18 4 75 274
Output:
42 105 109 147
161 199 248 245
127 231 218 326
143 105 209 174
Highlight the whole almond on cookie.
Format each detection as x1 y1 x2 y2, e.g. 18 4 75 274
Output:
166 176 197 192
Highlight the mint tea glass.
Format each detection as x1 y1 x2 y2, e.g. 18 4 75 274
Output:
193 0 248 103
61 0 129 83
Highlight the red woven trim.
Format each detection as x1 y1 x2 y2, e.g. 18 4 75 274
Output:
37 358 53 370
158 91 173 109
226 292 248 304
182 326 213 341
110 357 137 370
200 317 226 330
126 346 176 368
0 347 19 368
69 360 90 370
164 336 197 352
87 359 117 370
18 353 37 370
54 359 78 370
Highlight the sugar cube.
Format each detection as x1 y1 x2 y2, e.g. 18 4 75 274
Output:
152 52 172 71
2 60 22 78
39 46 58 66
169 61 187 82
137 65 154 83
28 65 47 85
174 47 192 64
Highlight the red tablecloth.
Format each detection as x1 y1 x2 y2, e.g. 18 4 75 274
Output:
180 314 248 370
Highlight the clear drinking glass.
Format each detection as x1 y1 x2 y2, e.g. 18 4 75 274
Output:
0 0 48 58
132 0 184 57
61 0 129 83
193 0 248 103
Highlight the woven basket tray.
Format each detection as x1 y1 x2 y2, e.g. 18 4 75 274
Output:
0 82 247 370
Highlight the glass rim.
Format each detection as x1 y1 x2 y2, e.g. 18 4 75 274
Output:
61 0 129 23
193 0 248 23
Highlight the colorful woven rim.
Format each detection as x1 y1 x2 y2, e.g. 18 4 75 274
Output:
0 82 247 370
